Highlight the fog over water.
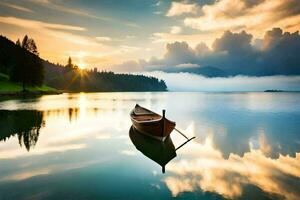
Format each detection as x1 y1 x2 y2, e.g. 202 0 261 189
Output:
142 71 300 92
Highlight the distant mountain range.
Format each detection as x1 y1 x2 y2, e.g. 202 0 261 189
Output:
170 66 227 77
161 65 227 77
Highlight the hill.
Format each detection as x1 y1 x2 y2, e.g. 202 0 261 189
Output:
0 72 57 94
0 35 167 92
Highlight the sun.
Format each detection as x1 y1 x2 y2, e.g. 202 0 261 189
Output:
76 52 87 70
78 65 85 70
78 62 86 70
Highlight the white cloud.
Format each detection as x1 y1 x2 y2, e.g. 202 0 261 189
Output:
126 35 136 39
120 150 136 156
170 26 182 34
182 0 300 36
155 1 162 6
119 45 141 52
96 36 112 42
153 11 162 15
0 2 33 13
166 2 199 17
164 135 300 200
151 32 220 47
0 16 86 31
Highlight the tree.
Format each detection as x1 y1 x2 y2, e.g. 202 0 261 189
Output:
10 52 44 91
0 110 44 151
16 39 21 46
9 36 44 91
21 35 39 56
65 56 79 69
66 56 73 68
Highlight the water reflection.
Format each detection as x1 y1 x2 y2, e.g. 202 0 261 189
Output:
164 134 300 200
0 107 102 151
0 110 44 151
42 107 100 121
129 126 176 173
0 92 299 200
68 108 79 122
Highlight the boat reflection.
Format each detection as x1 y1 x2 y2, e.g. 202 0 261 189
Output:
0 110 44 151
129 126 177 173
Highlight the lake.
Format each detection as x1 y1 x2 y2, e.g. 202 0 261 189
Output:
0 92 299 200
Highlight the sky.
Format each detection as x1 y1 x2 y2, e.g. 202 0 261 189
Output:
0 0 300 76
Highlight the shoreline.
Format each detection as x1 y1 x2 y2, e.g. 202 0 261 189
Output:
1 90 299 98
0 90 63 97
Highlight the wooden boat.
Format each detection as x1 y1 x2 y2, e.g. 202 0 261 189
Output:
130 104 176 141
129 126 176 173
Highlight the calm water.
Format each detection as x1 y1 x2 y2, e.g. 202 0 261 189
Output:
0 92 299 200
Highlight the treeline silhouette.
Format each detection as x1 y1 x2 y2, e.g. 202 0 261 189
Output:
0 35 43 91
46 69 167 92
0 110 44 151
0 35 167 92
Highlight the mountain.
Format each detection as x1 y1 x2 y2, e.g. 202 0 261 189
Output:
180 66 227 77
0 35 167 92
163 65 227 77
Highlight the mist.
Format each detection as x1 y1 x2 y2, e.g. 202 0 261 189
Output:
142 71 300 92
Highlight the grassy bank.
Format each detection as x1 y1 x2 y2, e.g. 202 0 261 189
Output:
0 73 61 95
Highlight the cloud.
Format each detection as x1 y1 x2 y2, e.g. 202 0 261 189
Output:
119 45 141 53
151 31 220 48
170 26 182 34
153 1 162 7
0 16 125 68
126 28 300 76
112 60 147 72
29 0 140 28
0 2 33 13
125 35 136 39
166 2 199 17
112 27 300 78
0 16 86 31
213 30 253 54
96 36 112 42
165 0 300 35
30 0 100 18
164 41 196 65
164 135 300 200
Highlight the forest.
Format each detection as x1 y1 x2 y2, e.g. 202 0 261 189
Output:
0 35 167 92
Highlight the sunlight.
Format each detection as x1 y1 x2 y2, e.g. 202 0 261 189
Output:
75 51 87 70
78 92 87 118
77 58 86 69
78 63 86 70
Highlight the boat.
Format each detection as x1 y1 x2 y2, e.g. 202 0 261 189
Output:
130 104 176 141
129 126 176 173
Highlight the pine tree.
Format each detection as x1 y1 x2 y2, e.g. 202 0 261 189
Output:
16 39 21 46
9 36 44 91
21 35 39 56
66 57 73 68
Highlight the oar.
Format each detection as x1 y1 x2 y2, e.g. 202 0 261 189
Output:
175 136 196 151
174 127 189 139
174 127 196 151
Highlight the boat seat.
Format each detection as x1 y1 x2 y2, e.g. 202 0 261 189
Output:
133 111 157 116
